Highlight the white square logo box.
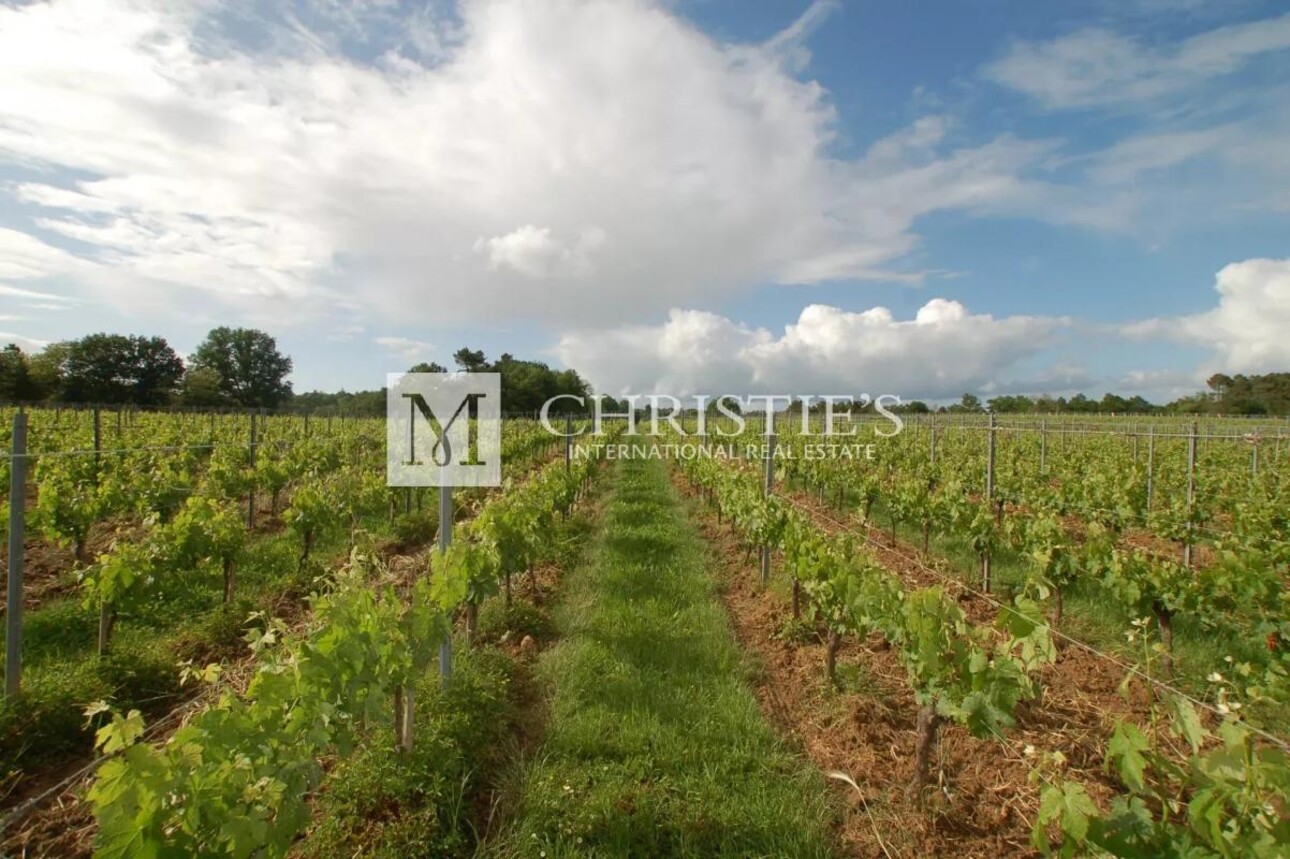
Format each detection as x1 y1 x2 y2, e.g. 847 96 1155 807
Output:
386 372 502 487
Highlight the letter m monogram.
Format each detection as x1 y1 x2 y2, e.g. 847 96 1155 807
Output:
386 372 501 488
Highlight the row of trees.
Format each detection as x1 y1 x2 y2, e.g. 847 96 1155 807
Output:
788 381 1290 417
291 347 595 416
0 328 293 408
978 392 1158 414
953 378 1290 416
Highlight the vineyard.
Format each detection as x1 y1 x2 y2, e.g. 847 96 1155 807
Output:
0 406 1288 856
670 413 1290 856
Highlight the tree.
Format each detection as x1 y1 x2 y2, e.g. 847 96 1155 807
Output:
27 341 72 401
189 328 292 408
130 337 187 405
452 348 488 372
181 367 228 407
1206 373 1234 398
950 393 984 413
705 396 742 415
1066 393 1096 413
1099 393 1130 414
447 347 592 414
60 334 184 405
987 395 1034 413
408 362 447 373
0 344 36 401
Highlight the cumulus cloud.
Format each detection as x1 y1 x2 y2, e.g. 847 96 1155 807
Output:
985 13 1290 109
473 225 604 278
0 0 1062 335
1124 258 1290 373
556 299 1068 400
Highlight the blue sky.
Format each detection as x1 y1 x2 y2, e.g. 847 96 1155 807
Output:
1 0 1288 402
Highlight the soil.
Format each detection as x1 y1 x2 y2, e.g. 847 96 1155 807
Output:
0 516 146 618
671 469 1138 858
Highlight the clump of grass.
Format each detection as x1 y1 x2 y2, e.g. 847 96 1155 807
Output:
834 660 883 698
391 510 438 550
477 599 555 645
774 615 819 645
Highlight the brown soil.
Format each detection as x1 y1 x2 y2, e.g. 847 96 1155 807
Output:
0 517 147 617
671 470 1135 859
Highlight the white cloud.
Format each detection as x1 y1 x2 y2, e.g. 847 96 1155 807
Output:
1124 258 1290 373
1083 127 1233 184
0 332 50 351
556 299 1068 400
0 228 92 282
374 335 435 361
985 13 1290 110
0 284 77 303
473 224 604 278
1114 368 1205 402
0 0 1055 333
327 324 366 342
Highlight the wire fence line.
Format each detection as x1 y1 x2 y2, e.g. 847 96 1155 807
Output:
0 437 353 463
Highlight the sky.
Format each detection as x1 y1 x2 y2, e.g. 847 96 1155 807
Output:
1 0 1288 403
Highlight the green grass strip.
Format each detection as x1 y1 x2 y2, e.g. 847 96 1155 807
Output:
490 457 836 859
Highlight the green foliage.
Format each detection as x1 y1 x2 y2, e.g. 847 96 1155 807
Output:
84 449 599 857
677 440 1054 791
0 343 37 400
33 454 127 562
476 599 555 644
284 481 343 563
57 334 185 405
180 365 227 407
391 510 437 548
188 326 293 408
1035 705 1290 857
299 648 516 858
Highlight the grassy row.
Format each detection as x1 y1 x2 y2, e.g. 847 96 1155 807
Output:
487 457 836 858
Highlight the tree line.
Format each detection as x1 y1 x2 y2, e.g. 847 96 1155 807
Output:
292 347 594 416
933 376 1290 415
0 328 292 408
0 335 596 416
